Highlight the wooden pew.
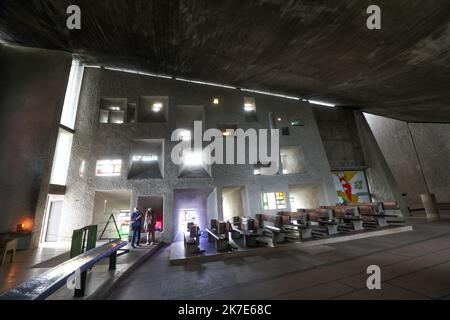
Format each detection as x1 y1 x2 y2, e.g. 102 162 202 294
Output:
228 223 259 248
301 209 339 238
356 202 398 228
326 201 402 229
322 206 364 232
184 224 200 254
241 217 256 231
264 225 286 244
205 227 229 252
255 214 287 245
279 211 313 240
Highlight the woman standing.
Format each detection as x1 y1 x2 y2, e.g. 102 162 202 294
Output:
144 208 157 245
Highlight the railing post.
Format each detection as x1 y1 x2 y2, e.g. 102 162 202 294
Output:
74 270 87 298
109 251 117 270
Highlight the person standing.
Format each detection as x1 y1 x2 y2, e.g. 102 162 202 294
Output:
130 207 143 248
144 208 157 245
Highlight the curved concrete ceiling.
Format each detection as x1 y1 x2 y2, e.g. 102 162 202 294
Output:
1 0 450 122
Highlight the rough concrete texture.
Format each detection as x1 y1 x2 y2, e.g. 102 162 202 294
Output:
354 112 407 214
364 114 450 208
55 67 338 243
409 123 450 205
313 107 365 170
0 44 71 236
2 1 450 121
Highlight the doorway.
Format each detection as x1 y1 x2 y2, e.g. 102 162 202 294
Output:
93 191 132 240
178 209 198 233
44 195 64 243
137 196 164 240
173 188 213 242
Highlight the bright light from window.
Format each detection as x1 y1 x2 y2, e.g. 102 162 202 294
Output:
152 102 163 113
183 151 203 166
308 100 336 107
244 104 256 112
110 106 120 111
79 160 86 177
254 169 261 175
50 129 74 185
244 97 256 112
213 98 220 105
60 60 84 129
132 155 158 162
261 192 286 210
96 160 122 176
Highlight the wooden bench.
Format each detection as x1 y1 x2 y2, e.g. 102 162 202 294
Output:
263 225 286 244
184 224 200 254
254 214 287 245
280 211 313 240
0 239 127 300
322 206 364 232
302 209 339 238
230 224 243 240
229 225 259 248
357 203 398 228
0 238 18 266
205 228 229 252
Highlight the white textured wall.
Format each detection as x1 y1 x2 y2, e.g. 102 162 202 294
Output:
58 67 337 243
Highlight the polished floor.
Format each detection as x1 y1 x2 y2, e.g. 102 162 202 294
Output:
107 216 450 300
0 241 159 299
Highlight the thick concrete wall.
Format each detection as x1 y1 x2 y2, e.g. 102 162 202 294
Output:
365 113 450 207
0 44 71 237
288 184 325 210
364 114 427 208
355 112 407 214
409 123 450 204
59 67 337 243
313 107 365 170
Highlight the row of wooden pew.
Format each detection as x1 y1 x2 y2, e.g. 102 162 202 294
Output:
232 201 403 247
201 201 404 252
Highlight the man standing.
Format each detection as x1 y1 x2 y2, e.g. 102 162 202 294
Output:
130 207 143 248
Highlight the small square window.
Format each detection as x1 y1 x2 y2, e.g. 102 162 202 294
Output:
282 127 290 136
244 97 257 122
127 103 136 123
99 98 128 124
138 96 169 123
96 160 122 177
261 192 286 210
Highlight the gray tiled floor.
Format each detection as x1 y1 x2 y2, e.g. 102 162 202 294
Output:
107 217 450 300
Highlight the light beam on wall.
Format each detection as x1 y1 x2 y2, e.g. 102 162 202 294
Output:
308 100 336 107
84 65 340 107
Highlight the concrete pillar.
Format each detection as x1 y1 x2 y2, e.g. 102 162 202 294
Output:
421 193 440 219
